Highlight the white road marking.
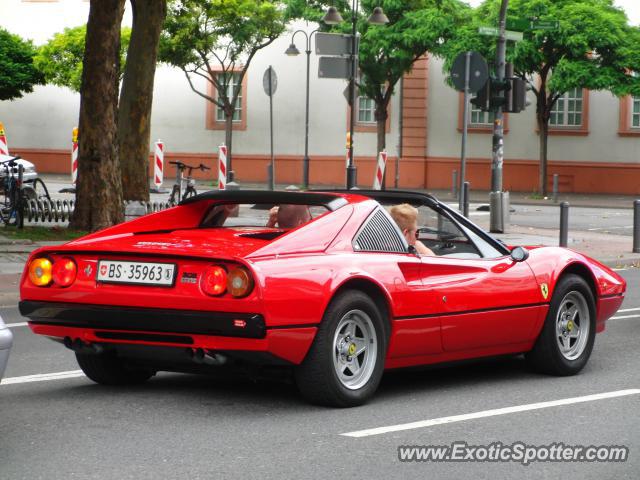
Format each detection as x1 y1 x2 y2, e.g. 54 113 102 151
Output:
5 322 28 328
1 370 84 386
618 307 640 312
611 314 640 320
341 389 640 438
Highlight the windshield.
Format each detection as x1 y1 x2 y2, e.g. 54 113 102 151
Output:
200 202 329 229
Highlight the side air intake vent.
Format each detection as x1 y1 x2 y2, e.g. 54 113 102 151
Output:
353 209 406 253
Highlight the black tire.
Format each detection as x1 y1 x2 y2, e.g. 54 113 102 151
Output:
525 274 596 376
76 352 154 385
294 290 388 407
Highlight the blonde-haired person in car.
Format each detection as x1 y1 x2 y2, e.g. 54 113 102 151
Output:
389 203 434 255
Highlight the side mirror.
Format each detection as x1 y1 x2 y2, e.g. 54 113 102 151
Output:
510 246 529 263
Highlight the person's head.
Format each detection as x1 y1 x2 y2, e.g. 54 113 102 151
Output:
389 203 419 246
277 204 311 229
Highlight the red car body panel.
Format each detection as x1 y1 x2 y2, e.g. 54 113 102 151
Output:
19 190 626 371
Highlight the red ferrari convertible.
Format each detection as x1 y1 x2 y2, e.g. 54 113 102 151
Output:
19 190 625 406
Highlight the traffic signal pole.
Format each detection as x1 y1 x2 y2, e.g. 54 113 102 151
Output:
489 0 509 233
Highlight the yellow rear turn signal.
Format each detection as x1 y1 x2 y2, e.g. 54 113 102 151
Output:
227 267 253 298
28 258 53 287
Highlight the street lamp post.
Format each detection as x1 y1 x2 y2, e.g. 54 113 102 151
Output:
285 29 319 190
323 3 388 190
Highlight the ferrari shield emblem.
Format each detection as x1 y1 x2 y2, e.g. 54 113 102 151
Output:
540 283 549 300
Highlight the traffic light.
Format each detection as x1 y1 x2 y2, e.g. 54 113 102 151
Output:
470 78 491 111
506 77 529 113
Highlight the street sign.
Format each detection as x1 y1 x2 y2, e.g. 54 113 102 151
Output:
315 32 354 57
531 20 559 30
506 18 530 31
450 51 489 94
319 57 353 79
262 66 278 96
478 26 524 42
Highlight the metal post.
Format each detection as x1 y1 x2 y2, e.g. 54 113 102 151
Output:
268 66 275 191
489 0 509 233
346 0 359 189
552 174 559 203
396 77 403 189
452 170 458 199
559 201 569 247
459 51 471 212
302 42 311 189
633 200 640 253
463 181 470 218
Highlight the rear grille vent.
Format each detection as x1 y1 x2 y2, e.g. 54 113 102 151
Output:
95 331 194 345
354 209 406 253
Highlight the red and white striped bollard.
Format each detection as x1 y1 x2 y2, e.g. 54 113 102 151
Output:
373 151 387 190
71 127 78 184
154 140 164 189
218 144 227 190
0 122 9 156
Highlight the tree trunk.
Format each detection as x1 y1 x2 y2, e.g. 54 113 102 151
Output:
118 0 167 201
70 0 125 231
225 111 234 182
538 116 549 197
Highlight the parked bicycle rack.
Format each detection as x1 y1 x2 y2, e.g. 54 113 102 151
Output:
23 198 75 223
19 199 175 225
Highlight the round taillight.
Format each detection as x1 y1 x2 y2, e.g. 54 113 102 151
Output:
28 257 53 287
202 265 227 296
52 258 77 287
227 267 253 298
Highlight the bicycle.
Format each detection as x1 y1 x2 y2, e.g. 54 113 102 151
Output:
1 156 51 227
168 161 211 205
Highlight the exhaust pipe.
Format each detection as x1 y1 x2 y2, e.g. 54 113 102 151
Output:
64 336 104 355
190 348 227 366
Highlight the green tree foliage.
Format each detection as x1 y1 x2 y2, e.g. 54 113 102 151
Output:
0 28 44 100
159 0 287 180
34 25 131 92
441 0 640 195
288 0 469 181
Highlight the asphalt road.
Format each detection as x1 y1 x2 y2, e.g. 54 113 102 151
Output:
1 269 639 479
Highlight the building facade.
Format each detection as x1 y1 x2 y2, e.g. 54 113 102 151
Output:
1 0 639 193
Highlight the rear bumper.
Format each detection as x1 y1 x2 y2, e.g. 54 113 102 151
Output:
0 314 14 380
19 301 317 365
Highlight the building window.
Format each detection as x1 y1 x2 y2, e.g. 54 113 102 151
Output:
546 88 589 136
358 96 376 123
470 106 494 126
205 69 247 131
550 88 582 127
348 91 391 133
632 96 640 128
618 94 640 137
457 93 508 134
215 72 242 122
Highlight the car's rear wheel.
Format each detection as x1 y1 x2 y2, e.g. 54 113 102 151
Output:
76 352 154 385
294 290 387 407
525 274 596 376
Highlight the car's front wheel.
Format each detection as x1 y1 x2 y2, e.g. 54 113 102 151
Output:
76 352 154 385
294 290 387 407
525 274 596 376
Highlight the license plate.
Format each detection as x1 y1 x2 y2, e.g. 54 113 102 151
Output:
96 260 176 286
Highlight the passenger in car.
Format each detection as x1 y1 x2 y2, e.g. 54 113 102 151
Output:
389 203 434 255
266 204 312 229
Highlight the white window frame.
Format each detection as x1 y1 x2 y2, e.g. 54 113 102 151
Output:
357 95 376 124
215 72 242 123
550 88 583 127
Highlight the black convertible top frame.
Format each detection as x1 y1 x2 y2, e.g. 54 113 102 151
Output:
180 189 349 211
316 189 510 256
